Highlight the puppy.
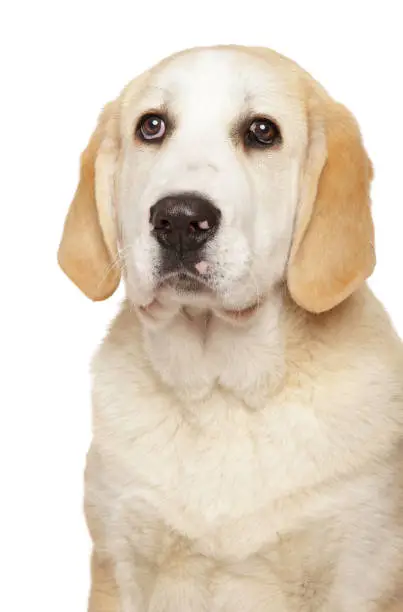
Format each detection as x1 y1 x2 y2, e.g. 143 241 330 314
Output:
58 46 403 611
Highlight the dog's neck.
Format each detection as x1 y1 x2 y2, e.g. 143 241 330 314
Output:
140 289 287 408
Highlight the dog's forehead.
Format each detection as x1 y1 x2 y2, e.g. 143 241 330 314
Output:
126 48 306 122
157 49 279 97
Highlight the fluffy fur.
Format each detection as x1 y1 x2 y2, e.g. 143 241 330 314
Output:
59 46 403 611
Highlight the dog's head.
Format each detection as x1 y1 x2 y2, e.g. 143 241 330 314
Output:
58 46 375 320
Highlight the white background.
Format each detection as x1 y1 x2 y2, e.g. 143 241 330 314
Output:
2 1 402 610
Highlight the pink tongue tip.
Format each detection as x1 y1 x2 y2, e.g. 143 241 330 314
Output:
198 220 210 230
195 261 209 275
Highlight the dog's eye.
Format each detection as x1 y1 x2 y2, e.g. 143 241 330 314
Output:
138 114 166 142
246 118 281 147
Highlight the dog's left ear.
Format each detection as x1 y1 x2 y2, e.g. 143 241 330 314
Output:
58 100 121 301
287 90 375 313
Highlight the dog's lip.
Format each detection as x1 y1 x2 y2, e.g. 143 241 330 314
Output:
221 300 262 320
140 297 263 320
139 298 159 313
139 268 263 319
157 268 213 291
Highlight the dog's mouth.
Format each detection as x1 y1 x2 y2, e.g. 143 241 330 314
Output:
140 268 263 323
140 262 263 323
157 266 214 295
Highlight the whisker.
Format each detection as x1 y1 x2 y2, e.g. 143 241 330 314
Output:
96 251 127 292
248 270 262 312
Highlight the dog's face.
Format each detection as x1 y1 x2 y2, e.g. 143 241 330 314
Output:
58 46 375 318
118 49 307 315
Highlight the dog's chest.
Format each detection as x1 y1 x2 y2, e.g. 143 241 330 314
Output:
89 311 387 563
89 364 337 563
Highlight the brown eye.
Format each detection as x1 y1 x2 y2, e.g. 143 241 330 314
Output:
246 118 281 147
138 114 166 141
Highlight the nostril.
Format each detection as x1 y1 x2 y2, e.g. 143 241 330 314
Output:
155 218 171 232
150 205 174 233
188 219 213 234
198 220 211 230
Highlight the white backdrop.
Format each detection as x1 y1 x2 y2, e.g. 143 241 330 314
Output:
2 1 402 610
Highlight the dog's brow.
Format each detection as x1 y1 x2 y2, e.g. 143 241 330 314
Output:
141 85 172 103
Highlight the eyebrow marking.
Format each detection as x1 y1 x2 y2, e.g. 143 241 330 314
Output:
139 103 169 115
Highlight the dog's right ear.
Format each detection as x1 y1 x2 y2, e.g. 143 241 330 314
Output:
58 101 121 301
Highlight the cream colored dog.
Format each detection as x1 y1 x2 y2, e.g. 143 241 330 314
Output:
58 46 403 611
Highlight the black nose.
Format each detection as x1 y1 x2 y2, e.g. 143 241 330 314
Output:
150 194 221 253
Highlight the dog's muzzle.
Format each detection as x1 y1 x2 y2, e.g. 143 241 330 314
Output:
150 192 221 290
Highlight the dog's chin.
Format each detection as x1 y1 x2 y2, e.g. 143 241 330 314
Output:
136 270 265 327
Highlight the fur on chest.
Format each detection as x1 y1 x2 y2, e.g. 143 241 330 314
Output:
88 304 402 562
89 388 396 560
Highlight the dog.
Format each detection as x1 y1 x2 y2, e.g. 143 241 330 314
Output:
58 46 403 611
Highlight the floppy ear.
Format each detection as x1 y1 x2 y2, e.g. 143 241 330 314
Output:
287 94 375 313
58 101 121 301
